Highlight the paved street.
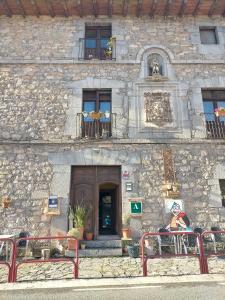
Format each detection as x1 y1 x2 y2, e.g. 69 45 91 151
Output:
2 282 225 300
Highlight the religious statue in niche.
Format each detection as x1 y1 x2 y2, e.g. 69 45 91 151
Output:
144 92 172 125
149 54 163 76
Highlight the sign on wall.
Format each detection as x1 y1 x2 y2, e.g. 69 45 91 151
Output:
129 198 144 216
164 199 184 214
44 195 60 216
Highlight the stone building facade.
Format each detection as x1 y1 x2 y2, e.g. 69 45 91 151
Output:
1 1 225 239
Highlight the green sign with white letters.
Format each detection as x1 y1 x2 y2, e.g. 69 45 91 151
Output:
130 201 142 214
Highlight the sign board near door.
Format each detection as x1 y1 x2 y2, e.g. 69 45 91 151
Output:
129 198 144 216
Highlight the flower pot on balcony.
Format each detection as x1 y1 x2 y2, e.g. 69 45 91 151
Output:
215 111 225 117
90 112 101 120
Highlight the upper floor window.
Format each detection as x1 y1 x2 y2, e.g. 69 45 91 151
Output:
202 90 225 139
78 25 115 60
80 90 112 139
200 27 218 44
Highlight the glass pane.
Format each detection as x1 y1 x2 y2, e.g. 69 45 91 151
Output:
100 38 109 49
200 29 217 44
86 29 97 38
85 39 96 49
203 101 215 121
218 101 225 122
83 101 95 122
100 102 111 122
100 29 111 38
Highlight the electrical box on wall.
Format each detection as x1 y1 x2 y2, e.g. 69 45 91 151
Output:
44 195 60 216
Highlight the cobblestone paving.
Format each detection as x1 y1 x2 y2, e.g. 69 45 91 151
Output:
0 256 224 283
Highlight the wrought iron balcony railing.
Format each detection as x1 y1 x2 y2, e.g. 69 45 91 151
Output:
203 113 225 139
78 38 116 60
76 112 117 139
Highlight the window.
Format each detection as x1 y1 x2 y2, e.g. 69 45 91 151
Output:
200 27 218 44
202 90 225 139
82 90 112 138
84 25 112 60
219 180 225 207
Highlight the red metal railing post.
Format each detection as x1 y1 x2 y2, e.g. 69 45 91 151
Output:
0 238 16 283
140 234 147 276
198 234 209 274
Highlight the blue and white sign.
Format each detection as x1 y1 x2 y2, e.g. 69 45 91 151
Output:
48 195 58 208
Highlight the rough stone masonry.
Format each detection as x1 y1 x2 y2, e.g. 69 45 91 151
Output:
0 15 225 237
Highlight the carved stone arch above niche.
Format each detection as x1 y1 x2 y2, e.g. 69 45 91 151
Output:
137 45 176 81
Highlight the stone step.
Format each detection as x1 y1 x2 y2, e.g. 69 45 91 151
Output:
65 247 123 257
81 239 122 249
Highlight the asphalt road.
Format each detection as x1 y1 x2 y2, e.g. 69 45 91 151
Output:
2 282 225 300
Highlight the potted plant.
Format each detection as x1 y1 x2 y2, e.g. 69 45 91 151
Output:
67 228 81 250
69 204 89 240
122 214 131 239
85 231 94 241
215 107 225 117
127 241 139 258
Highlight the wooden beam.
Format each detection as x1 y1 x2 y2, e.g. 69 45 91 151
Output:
92 0 98 17
164 0 172 17
76 0 83 18
193 0 201 16
149 0 157 18
16 0 26 17
61 0 69 17
108 0 112 17
46 0 55 17
136 0 142 18
122 0 129 17
31 0 40 17
208 0 218 17
1 0 12 17
178 0 187 17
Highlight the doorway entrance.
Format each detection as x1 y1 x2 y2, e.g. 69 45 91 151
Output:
70 166 121 239
99 183 117 235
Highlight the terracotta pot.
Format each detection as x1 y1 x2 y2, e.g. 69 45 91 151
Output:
86 232 94 241
76 227 84 240
67 239 77 250
122 228 130 239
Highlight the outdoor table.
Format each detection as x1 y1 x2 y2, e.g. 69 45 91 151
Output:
0 235 15 261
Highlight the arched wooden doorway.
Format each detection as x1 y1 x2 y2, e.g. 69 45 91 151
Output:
70 166 121 239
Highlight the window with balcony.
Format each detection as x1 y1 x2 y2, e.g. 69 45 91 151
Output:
78 90 114 139
202 90 225 139
79 25 115 60
200 27 218 44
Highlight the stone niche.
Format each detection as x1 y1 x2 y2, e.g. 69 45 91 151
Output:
144 91 172 126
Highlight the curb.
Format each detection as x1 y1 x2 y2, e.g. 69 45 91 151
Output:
0 274 225 291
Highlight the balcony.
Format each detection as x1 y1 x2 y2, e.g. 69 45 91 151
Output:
78 38 116 61
203 113 225 139
76 112 117 139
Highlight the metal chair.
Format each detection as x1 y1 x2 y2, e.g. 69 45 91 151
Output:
157 228 177 255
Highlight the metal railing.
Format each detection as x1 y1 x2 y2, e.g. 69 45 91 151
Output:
0 238 15 282
140 231 208 276
78 38 116 60
11 236 79 282
202 113 225 139
76 112 117 139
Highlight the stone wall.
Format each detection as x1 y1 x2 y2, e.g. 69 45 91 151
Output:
0 16 225 61
1 142 225 236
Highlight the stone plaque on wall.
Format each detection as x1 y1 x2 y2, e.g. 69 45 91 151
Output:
144 92 172 125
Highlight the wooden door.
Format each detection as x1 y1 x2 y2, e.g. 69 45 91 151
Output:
70 166 121 238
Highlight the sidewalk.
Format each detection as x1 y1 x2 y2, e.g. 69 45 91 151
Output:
1 274 225 291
